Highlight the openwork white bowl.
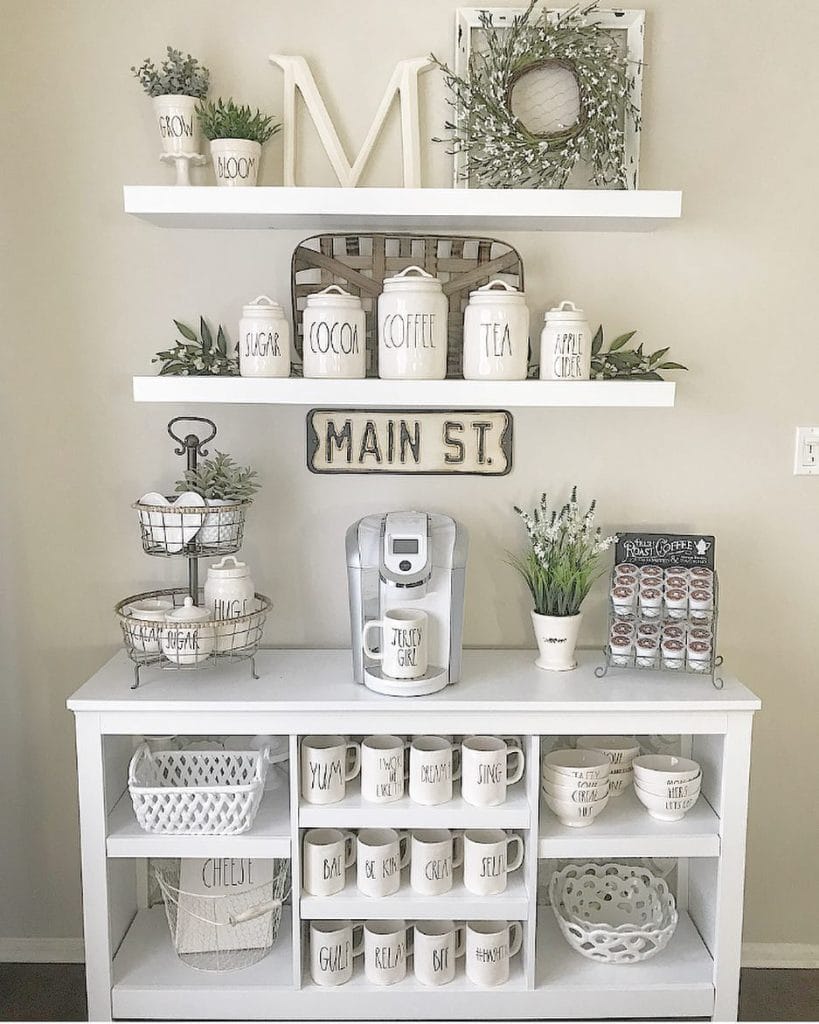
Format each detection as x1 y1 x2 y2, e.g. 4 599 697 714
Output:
549 863 678 964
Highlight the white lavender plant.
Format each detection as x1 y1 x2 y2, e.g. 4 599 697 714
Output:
510 486 616 617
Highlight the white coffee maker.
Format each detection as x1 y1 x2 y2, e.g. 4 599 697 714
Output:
346 511 468 696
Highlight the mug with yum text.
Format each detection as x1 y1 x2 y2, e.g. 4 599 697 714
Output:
301 735 360 805
461 736 525 806
363 608 428 680
302 828 356 897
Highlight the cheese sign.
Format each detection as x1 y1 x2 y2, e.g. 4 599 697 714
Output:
306 408 513 475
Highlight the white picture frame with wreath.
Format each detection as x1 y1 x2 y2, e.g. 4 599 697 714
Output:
449 5 645 189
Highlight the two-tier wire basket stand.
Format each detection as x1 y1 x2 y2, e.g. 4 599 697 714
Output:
117 417 271 688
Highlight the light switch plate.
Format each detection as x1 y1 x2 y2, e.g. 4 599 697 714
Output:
794 426 819 475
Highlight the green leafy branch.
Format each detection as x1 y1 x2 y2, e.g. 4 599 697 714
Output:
590 325 688 380
153 317 239 376
197 98 280 144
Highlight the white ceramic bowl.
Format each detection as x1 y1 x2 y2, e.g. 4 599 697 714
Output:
542 778 610 803
635 774 701 800
634 782 700 821
607 769 634 796
542 749 611 781
632 754 701 786
543 791 609 828
576 736 640 767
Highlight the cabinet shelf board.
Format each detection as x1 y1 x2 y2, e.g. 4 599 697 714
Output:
106 789 291 859
132 375 676 408
111 908 293 1019
538 789 721 859
123 185 682 232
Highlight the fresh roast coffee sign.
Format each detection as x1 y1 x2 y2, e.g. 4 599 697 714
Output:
616 532 716 569
306 409 513 475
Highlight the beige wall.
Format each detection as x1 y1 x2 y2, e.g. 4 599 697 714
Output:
1 0 817 947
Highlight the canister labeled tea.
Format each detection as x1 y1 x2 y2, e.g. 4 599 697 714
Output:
302 285 366 379
239 295 290 378
463 280 529 380
539 300 592 381
378 266 448 380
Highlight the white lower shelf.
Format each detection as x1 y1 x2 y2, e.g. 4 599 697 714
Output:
300 868 529 921
106 789 291 858
538 788 721 858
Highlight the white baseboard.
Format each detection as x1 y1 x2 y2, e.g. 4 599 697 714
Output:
0 937 85 963
742 942 819 969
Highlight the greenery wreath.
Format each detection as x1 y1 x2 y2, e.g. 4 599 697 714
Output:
432 1 641 189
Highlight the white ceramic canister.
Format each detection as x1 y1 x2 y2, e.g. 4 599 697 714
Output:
463 280 529 380
204 556 255 653
162 596 214 666
239 296 290 378
377 266 448 380
152 94 200 156
302 285 366 379
539 300 592 381
210 139 262 187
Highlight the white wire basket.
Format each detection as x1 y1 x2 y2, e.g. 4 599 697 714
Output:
128 743 269 835
549 862 678 964
155 861 290 972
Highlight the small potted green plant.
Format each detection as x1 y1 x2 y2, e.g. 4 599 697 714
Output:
196 98 280 186
132 47 210 158
176 452 260 546
510 486 615 672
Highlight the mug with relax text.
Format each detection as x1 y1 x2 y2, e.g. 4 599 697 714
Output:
301 735 361 805
409 735 461 805
356 828 410 898
309 919 363 987
410 829 464 896
413 919 465 987
302 828 356 897
363 919 412 987
465 920 523 988
361 734 408 804
461 736 525 807
363 608 428 680
463 829 524 896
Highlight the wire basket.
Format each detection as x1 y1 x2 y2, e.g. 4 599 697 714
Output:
134 498 249 557
155 860 290 972
128 743 270 835
116 588 271 672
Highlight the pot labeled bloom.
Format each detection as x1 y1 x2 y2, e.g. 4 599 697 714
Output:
511 487 615 672
132 47 210 157
197 98 281 187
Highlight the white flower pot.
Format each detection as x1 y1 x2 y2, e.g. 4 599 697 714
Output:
200 498 241 547
210 139 262 186
153 94 201 156
531 611 582 672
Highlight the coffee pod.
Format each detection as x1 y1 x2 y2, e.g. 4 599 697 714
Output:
664 587 688 619
689 626 712 642
664 575 688 591
614 573 638 588
635 636 659 668
609 634 633 667
661 637 685 669
690 589 714 612
640 564 663 580
665 565 689 579
638 585 663 618
690 566 713 582
636 622 660 640
610 584 636 616
687 639 712 671
615 562 638 576
611 620 635 638
662 623 686 641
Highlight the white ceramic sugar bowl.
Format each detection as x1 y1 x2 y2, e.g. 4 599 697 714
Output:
378 266 448 380
302 285 366 379
162 597 214 666
239 295 291 378
539 300 592 381
463 279 530 380
204 556 256 653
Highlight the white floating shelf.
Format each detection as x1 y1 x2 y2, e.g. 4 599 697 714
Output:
124 185 682 232
300 870 529 921
106 789 291 859
133 376 676 408
538 788 721 859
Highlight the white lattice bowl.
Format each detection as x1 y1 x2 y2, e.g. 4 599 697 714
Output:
549 863 678 964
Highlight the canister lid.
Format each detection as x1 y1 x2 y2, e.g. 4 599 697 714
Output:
543 299 586 322
165 596 212 622
208 555 251 578
468 279 525 302
305 284 363 308
242 295 284 317
382 265 443 290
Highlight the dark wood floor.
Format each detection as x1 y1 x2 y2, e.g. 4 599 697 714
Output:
0 963 816 1021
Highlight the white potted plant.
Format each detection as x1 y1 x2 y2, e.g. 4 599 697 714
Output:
510 486 615 672
175 451 259 547
196 98 280 186
132 47 210 157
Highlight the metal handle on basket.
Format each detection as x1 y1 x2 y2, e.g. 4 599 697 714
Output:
127 742 151 786
227 888 290 927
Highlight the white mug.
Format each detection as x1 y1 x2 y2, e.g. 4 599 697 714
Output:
409 736 461 806
356 828 410 897
363 919 412 987
463 829 524 896
410 829 464 896
461 736 525 806
301 735 361 805
302 828 355 897
361 735 408 804
363 608 428 680
309 919 363 987
413 920 465 987
465 920 523 988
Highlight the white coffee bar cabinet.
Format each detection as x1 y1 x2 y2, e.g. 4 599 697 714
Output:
68 649 760 1022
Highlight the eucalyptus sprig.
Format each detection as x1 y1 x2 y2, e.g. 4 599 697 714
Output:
153 317 239 376
196 98 281 144
131 47 209 98
590 325 688 380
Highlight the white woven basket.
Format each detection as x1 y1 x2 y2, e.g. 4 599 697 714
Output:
549 863 678 964
128 743 269 835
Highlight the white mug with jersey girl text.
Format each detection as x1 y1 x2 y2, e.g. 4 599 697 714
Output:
363 608 428 680
461 735 525 806
356 828 410 897
413 920 465 987
309 919 363 987
361 734 408 803
301 735 360 805
465 920 523 988
410 829 464 896
463 829 524 896
409 735 461 805
302 828 356 897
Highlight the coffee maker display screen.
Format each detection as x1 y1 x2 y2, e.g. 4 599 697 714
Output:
392 538 419 555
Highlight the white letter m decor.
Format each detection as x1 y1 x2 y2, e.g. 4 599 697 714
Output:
269 55 433 187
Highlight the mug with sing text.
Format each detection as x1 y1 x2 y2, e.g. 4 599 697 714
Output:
461 735 525 807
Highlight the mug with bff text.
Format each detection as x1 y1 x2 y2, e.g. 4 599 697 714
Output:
413 919 465 987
